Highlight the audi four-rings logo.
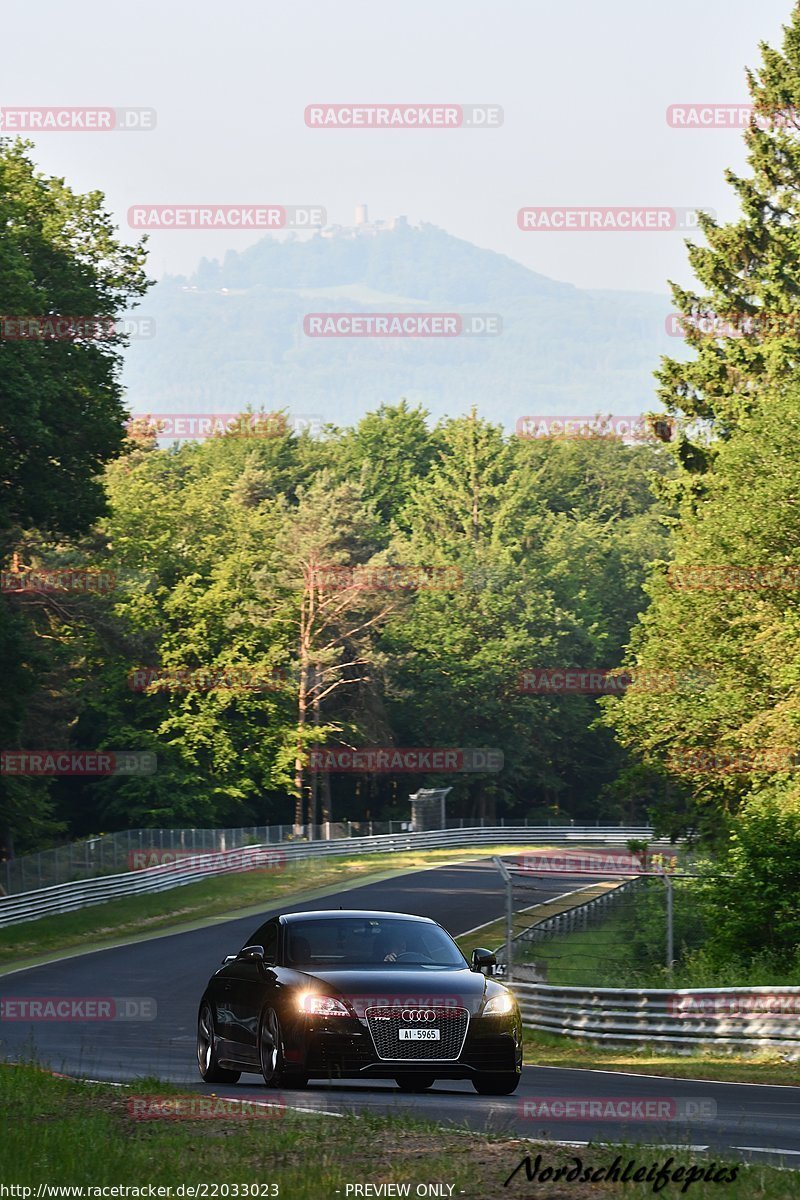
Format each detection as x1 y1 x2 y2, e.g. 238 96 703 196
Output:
401 1008 437 1022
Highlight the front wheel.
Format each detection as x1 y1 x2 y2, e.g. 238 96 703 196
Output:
197 1001 241 1084
258 1007 308 1089
394 1074 435 1092
472 1072 520 1095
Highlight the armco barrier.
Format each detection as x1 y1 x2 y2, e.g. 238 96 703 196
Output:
0 826 657 928
0 820 655 894
510 981 800 1057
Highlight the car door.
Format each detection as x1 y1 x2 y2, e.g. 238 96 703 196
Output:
209 958 241 1053
225 919 280 1064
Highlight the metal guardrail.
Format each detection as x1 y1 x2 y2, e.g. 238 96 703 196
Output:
0 826 657 928
510 981 800 1056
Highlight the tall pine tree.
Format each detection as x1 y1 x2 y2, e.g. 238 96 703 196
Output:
658 6 800 477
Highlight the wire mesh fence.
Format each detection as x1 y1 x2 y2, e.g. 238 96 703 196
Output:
0 816 605 895
494 855 703 988
0 822 377 894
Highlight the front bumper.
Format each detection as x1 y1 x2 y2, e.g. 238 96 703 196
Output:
297 1012 522 1079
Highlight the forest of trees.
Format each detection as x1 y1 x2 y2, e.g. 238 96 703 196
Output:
1 380 676 852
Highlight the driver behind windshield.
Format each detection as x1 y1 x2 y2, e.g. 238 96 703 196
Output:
379 930 407 962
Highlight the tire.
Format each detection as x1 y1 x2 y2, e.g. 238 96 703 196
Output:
394 1074 435 1092
258 1006 308 1089
197 1001 241 1084
472 1072 520 1096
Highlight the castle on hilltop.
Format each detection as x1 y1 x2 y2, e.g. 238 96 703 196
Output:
319 204 410 239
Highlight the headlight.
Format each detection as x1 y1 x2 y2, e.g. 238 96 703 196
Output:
483 991 515 1016
299 993 350 1017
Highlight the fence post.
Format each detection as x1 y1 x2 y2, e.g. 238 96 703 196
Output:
492 856 513 982
665 873 674 978
506 876 514 980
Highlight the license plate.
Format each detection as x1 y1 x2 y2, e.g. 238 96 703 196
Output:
399 1028 440 1041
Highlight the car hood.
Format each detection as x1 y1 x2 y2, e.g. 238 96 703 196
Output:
295 966 496 1016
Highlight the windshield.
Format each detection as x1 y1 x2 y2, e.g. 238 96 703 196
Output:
283 917 467 968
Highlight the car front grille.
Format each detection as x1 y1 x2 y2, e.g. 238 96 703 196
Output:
365 1006 469 1061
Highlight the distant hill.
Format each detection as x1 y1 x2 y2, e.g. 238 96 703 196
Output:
122 220 683 431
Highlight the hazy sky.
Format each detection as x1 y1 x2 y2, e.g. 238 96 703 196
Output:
2 0 792 293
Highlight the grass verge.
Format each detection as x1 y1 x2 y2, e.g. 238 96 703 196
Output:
516 911 641 986
523 1028 800 1087
2 1063 796 1199
454 881 620 962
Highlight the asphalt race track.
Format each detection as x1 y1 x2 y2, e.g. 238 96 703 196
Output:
2 859 799 1168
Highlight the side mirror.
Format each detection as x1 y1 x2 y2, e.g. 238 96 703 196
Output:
471 947 496 975
239 944 265 962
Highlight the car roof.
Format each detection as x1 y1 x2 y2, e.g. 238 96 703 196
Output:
279 909 437 924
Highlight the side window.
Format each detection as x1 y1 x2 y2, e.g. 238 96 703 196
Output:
261 923 278 964
244 919 278 963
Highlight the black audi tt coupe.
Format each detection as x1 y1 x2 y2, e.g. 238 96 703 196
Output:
197 908 523 1094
